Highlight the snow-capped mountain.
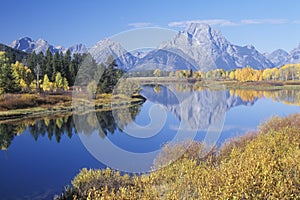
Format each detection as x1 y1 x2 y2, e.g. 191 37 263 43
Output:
67 44 89 55
10 37 89 55
89 23 274 71
153 23 274 71
88 38 137 70
10 37 63 54
12 23 292 71
265 49 290 67
266 44 300 67
134 48 199 71
288 44 300 64
9 37 35 53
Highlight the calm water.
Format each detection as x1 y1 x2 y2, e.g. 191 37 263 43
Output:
1 85 300 199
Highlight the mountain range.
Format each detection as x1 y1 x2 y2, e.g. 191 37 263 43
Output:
265 45 300 67
9 37 88 55
7 23 300 71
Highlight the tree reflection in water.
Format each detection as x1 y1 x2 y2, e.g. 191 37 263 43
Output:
1 88 300 151
0 104 142 150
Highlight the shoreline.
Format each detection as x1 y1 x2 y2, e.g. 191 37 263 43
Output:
0 93 146 123
1 79 300 122
128 77 300 90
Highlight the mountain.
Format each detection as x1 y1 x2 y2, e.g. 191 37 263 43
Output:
88 38 137 70
89 23 274 72
10 37 89 55
9 37 35 53
265 49 290 67
134 48 199 71
150 23 274 71
0 43 28 62
67 44 89 55
288 44 300 64
266 44 300 67
8 24 278 71
10 37 63 54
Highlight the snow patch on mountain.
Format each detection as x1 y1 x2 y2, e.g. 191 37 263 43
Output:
10 37 63 54
156 23 274 71
88 38 137 70
265 49 289 67
10 37 89 55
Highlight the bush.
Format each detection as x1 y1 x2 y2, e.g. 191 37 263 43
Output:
57 114 300 199
0 94 38 110
0 93 73 110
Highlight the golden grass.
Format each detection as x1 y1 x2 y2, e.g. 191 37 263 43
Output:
57 114 300 200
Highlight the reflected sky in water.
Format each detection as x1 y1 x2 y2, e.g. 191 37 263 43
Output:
1 86 300 199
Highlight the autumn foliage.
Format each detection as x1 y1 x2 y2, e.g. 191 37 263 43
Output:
57 114 300 200
171 63 300 82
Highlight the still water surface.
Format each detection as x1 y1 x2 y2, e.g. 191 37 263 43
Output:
1 86 300 199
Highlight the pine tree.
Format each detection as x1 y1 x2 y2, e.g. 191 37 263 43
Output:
52 52 61 81
0 52 20 93
75 53 98 87
68 62 76 86
63 50 71 80
59 51 66 77
26 51 37 77
45 48 53 80
97 56 123 93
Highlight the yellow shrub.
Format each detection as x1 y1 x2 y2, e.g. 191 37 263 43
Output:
58 114 300 200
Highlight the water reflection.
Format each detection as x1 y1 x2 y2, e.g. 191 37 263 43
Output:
1 86 300 151
0 104 142 150
0 116 75 150
230 89 300 106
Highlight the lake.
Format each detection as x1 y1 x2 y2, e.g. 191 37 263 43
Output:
1 84 300 199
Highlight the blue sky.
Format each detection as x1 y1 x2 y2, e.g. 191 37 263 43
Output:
1 0 300 53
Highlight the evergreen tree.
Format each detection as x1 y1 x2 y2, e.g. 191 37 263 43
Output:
26 51 37 77
63 50 71 80
97 55 123 93
59 51 66 77
37 52 45 68
75 53 97 87
52 52 61 81
0 52 20 93
45 48 53 79
68 62 76 86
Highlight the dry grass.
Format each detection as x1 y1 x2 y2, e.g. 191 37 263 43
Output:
57 114 300 200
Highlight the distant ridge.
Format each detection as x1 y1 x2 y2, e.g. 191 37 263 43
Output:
7 24 300 71
10 37 88 55
0 43 28 62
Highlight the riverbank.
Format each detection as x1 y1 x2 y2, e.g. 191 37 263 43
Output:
1 79 300 122
128 77 300 90
0 93 146 123
220 80 300 90
56 114 300 199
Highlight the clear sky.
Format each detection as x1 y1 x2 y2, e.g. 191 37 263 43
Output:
1 0 300 53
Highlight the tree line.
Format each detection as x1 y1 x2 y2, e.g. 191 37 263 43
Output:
154 64 300 82
0 49 124 94
0 50 85 93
